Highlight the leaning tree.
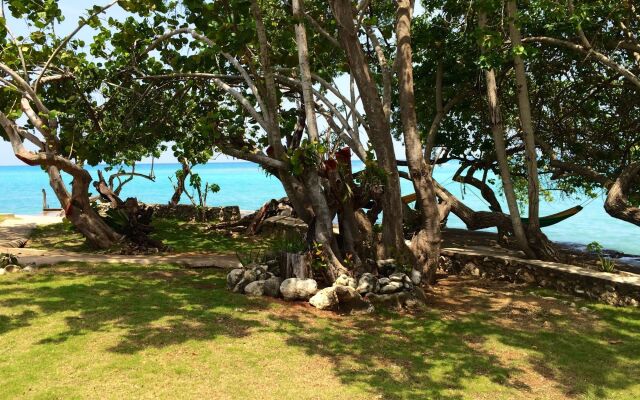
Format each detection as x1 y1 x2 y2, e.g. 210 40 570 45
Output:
0 0 169 249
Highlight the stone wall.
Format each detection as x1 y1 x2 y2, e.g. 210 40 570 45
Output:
147 204 241 222
441 248 640 307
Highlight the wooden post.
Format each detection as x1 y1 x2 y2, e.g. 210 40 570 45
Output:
42 188 48 210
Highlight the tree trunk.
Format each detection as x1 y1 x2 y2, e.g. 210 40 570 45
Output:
301 169 349 281
478 10 536 258
605 162 640 226
330 0 408 257
47 166 122 249
507 0 558 260
395 0 441 284
170 158 191 206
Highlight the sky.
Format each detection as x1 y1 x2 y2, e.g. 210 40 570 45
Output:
0 0 418 166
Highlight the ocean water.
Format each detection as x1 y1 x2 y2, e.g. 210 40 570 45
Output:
0 161 638 255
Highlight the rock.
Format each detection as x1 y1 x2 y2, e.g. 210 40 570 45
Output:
0 268 5 275
309 287 339 310
389 272 407 282
333 286 371 314
521 270 536 284
4 264 21 273
579 306 590 313
461 262 480 276
21 266 36 273
333 274 357 289
309 286 370 313
356 273 379 295
280 278 318 301
378 277 390 286
266 259 280 276
410 269 422 285
263 276 282 297
244 280 266 296
365 289 426 311
380 281 404 294
243 269 260 283
227 269 244 290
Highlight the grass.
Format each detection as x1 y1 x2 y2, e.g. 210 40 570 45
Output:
150 218 272 254
0 264 638 400
28 218 271 255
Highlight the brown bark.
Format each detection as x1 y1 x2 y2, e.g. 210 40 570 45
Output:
395 0 441 284
478 11 536 258
49 167 123 249
604 162 640 226
170 158 191 206
330 0 407 257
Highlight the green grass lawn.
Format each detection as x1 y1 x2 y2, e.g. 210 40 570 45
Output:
0 264 638 399
28 218 271 255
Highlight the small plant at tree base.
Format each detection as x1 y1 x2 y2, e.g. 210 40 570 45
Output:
183 172 220 222
236 249 266 267
269 232 308 254
586 241 616 272
310 242 329 271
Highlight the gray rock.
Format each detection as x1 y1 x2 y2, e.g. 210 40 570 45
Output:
309 287 339 310
333 274 357 289
521 271 536 284
280 278 318 301
263 276 282 297
309 285 371 313
461 262 480 276
4 264 21 273
0 268 6 275
333 286 371 314
266 259 280 276
389 272 407 282
243 269 259 283
410 269 422 285
365 289 426 311
227 269 244 290
378 277 390 286
356 273 379 295
380 281 404 294
21 266 36 273
244 280 266 296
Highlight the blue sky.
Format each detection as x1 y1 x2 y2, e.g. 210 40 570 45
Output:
1 1 414 166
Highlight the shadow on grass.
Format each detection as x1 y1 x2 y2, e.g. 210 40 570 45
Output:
1 266 638 399
151 218 272 254
262 284 640 399
0 264 267 354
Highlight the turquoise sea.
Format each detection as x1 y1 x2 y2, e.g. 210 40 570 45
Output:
0 161 637 256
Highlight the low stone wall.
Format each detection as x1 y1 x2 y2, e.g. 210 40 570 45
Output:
260 216 308 237
441 248 640 307
146 204 241 222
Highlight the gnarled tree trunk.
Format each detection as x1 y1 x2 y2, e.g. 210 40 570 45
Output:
330 0 408 257
396 0 441 284
605 162 640 226
48 166 122 249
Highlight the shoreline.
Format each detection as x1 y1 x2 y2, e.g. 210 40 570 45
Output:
3 212 638 268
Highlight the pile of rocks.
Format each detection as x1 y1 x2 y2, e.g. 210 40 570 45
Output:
227 264 427 314
0 254 36 275
0 265 36 275
226 264 282 297
309 272 425 313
